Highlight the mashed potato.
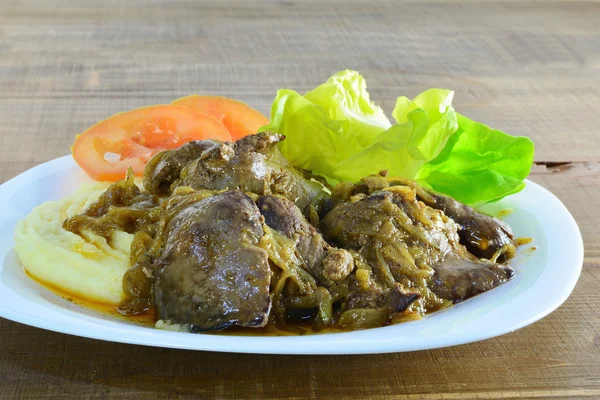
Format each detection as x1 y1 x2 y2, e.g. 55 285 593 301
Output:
14 183 134 305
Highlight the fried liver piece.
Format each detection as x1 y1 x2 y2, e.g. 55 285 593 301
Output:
143 140 221 195
257 194 354 286
419 191 514 261
154 191 271 331
428 255 514 303
144 131 331 216
333 173 516 262
322 187 514 304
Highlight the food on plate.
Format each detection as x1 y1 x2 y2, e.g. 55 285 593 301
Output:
31 132 519 333
173 95 269 140
72 105 232 182
419 187 516 261
263 70 535 205
257 195 354 286
154 191 272 331
322 174 515 309
143 131 330 216
14 70 535 335
14 182 132 304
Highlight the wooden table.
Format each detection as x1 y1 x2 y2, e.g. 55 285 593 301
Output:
1 1 599 398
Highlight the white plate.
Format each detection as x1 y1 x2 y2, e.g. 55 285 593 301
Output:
0 156 583 354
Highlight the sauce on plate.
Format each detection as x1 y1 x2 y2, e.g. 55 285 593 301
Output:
26 267 420 336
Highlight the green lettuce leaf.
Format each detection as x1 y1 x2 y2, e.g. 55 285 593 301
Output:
416 113 535 204
334 89 458 182
265 88 365 177
261 69 535 204
262 71 391 179
392 89 458 161
303 70 391 147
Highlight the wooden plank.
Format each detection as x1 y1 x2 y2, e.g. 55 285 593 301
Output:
0 1 599 399
0 0 599 170
529 162 600 259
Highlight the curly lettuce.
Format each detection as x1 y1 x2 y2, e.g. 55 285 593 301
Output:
416 114 535 204
303 70 391 147
261 70 534 204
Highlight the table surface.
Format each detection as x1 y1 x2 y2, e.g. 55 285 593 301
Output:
1 1 599 399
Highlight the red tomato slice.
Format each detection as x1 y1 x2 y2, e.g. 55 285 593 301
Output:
72 105 231 182
173 95 269 140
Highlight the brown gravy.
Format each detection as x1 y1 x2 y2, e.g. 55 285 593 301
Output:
28 269 421 336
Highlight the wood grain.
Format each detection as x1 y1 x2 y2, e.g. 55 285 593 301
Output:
1 1 599 399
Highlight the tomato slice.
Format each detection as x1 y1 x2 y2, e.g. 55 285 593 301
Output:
173 95 269 140
72 105 231 182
